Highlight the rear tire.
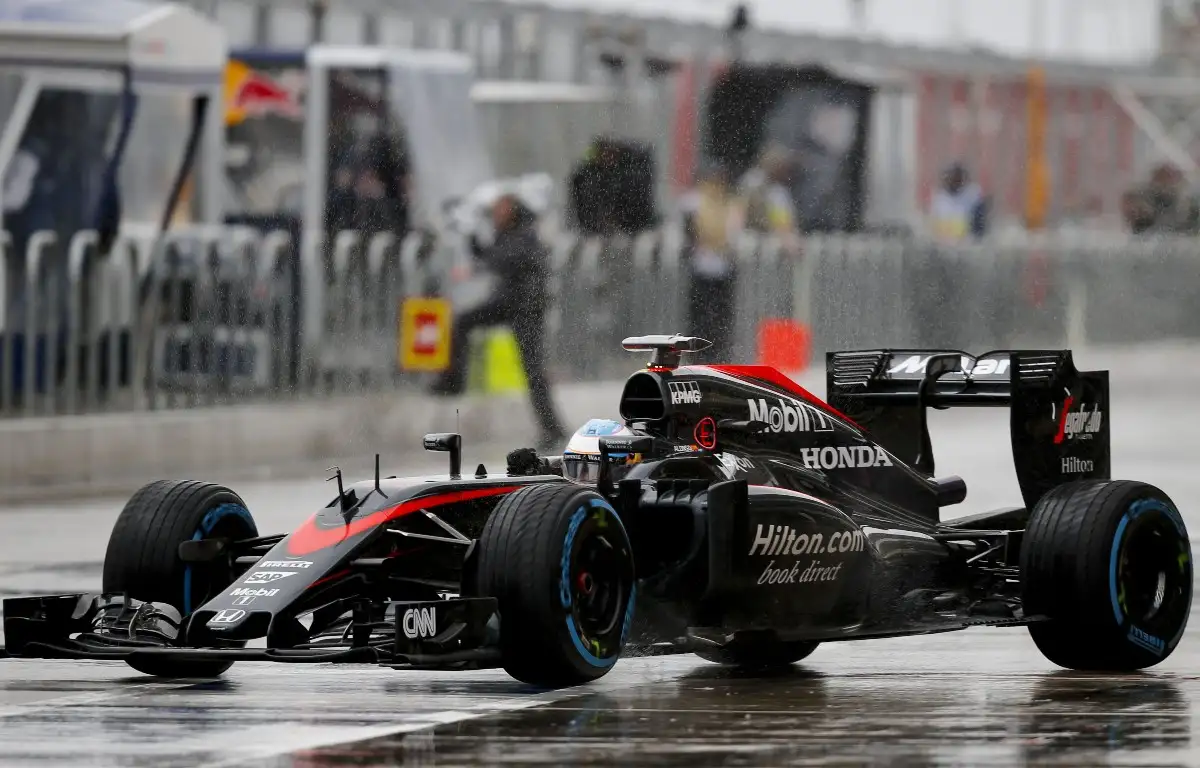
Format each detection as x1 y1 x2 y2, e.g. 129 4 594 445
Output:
1021 480 1192 671
476 483 636 688
102 480 258 678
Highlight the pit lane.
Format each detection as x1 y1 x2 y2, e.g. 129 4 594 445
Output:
0 370 1197 766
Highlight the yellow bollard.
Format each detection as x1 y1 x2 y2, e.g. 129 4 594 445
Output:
481 328 528 394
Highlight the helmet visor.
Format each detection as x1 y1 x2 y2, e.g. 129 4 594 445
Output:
562 452 639 486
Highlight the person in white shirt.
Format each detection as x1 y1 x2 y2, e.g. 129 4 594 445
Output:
679 165 745 361
930 162 987 241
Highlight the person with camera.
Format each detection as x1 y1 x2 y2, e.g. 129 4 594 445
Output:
429 194 567 451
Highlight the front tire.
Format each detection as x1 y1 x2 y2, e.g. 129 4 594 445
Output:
476 483 636 688
102 480 258 678
1021 480 1192 671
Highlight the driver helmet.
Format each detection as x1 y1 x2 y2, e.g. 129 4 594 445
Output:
562 419 643 486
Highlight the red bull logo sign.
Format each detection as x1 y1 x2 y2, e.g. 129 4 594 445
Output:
224 59 302 126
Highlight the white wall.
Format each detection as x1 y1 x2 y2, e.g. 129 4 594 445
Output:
495 0 1164 65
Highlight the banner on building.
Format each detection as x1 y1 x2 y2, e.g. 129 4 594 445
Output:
701 64 874 233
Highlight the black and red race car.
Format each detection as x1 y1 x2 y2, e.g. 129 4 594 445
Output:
1 335 1191 687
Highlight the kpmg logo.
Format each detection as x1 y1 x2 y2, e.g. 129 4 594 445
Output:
668 381 702 405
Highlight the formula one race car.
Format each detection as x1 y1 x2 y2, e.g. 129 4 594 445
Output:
1 335 1192 687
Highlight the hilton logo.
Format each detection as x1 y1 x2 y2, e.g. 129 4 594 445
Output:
1062 456 1095 474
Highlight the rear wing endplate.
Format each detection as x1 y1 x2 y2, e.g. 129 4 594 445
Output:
826 349 1110 510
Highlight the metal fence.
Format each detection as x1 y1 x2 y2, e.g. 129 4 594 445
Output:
1 224 1199 419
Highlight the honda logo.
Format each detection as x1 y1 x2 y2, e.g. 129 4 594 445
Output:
211 609 246 624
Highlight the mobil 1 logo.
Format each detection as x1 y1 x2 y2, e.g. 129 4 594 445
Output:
748 398 833 433
228 587 279 607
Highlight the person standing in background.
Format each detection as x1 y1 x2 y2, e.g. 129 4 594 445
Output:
680 166 744 362
739 143 802 256
430 193 566 451
930 162 988 242
1122 163 1199 234
567 136 657 238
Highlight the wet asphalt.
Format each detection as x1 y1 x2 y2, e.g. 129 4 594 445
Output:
0 363 1198 766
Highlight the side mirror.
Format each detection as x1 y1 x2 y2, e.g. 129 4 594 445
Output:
423 433 463 478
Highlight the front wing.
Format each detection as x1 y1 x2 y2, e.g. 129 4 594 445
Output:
0 593 504 670
0 593 1051 668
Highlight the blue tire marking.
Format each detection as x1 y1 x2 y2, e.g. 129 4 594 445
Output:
559 507 587 609
1108 513 1131 625
620 584 637 646
559 495 633 668
1127 626 1167 656
565 616 618 668
182 503 254 615
1109 498 1188 652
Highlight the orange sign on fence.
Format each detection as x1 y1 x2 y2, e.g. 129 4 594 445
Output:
757 319 810 373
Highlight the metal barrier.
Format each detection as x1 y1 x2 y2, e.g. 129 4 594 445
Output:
1 225 1199 419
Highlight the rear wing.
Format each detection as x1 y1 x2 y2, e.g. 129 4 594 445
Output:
826 349 1110 510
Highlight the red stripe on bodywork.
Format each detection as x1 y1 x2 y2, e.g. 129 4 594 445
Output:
704 365 859 427
285 486 521 556
1053 395 1074 445
307 568 351 590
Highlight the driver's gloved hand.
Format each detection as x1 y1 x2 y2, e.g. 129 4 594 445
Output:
506 448 544 476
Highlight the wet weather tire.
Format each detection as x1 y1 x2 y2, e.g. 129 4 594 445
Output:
102 479 258 678
476 483 636 688
1021 480 1192 671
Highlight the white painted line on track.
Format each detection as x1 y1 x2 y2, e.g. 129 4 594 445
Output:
0 657 694 767
202 662 690 767
0 679 202 720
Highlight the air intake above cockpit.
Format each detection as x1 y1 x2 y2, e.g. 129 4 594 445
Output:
618 372 666 422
